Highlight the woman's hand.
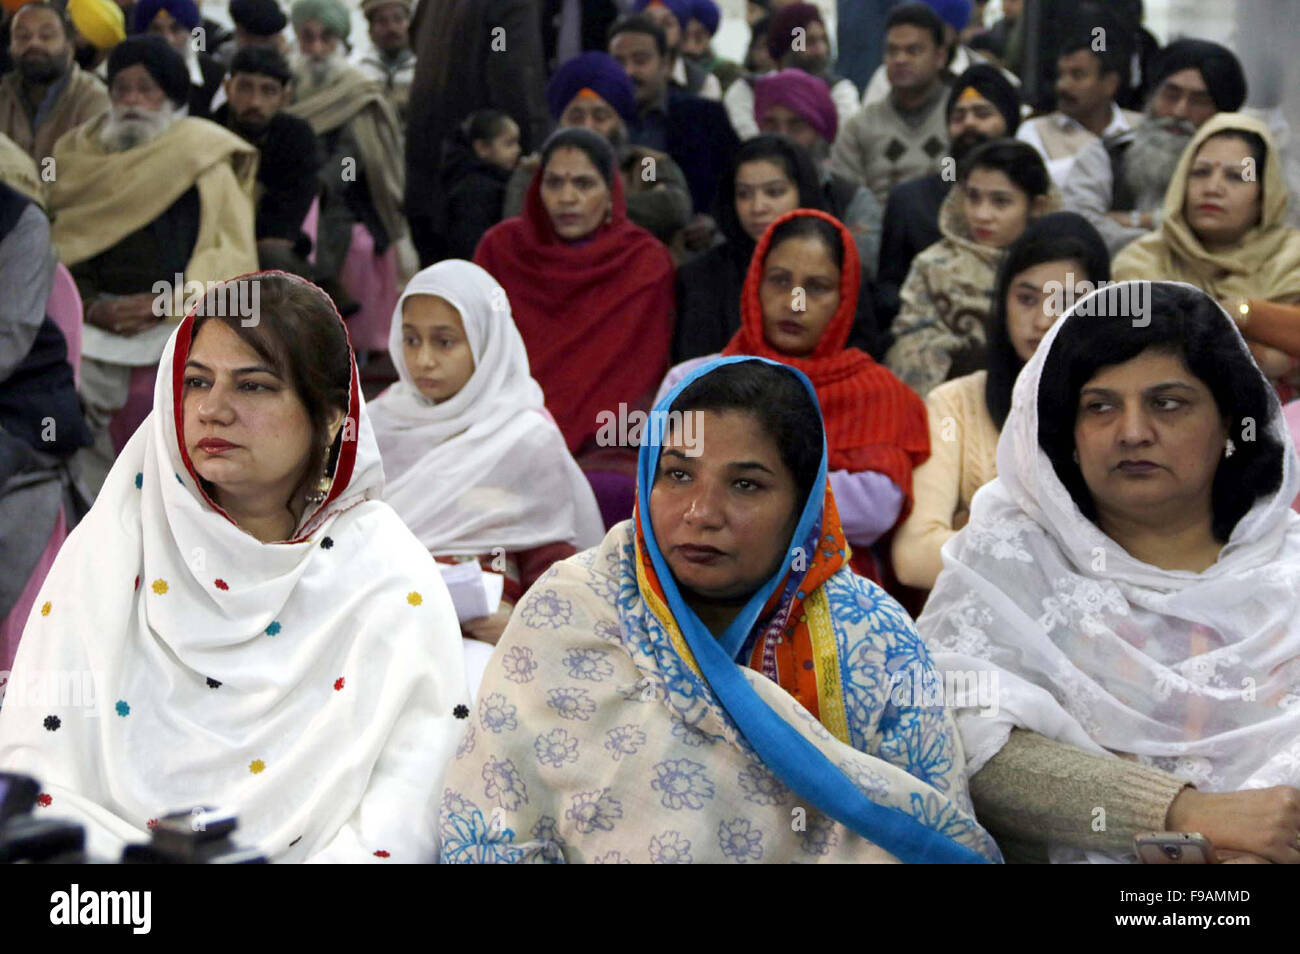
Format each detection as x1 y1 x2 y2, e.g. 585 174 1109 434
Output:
1166 786 1300 863
461 606 512 646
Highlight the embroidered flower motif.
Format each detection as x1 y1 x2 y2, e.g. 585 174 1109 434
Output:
533 728 580 768
519 589 574 629
135 473 143 489
604 724 646 761
648 831 692 864
453 703 470 719
501 645 538 684
671 721 711 748
563 647 615 682
546 687 597 721
798 813 841 857
407 591 423 606
456 722 477 758
837 759 891 799
565 789 623 834
151 579 168 595
39 600 51 617
592 851 632 864
43 715 60 731
479 693 518 732
249 759 266 774
482 756 528 810
264 621 281 636
373 850 390 858
650 759 715 810
737 763 787 806
37 793 52 808
115 700 130 717
717 818 763 862
333 677 345 691
206 677 221 689
321 537 334 549
214 579 229 591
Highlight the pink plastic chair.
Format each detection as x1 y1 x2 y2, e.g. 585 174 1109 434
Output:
46 262 83 388
302 196 400 353
1284 400 1300 513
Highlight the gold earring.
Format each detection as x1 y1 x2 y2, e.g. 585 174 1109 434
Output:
305 454 332 504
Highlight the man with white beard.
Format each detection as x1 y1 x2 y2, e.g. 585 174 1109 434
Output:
1061 39 1246 256
48 35 258 495
287 0 415 296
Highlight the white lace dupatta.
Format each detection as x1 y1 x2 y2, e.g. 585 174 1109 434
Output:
917 282 1300 860
0 313 469 863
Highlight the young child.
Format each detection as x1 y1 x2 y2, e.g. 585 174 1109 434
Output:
440 110 521 260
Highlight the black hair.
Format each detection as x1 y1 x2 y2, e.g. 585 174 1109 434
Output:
11 1 72 39
1037 282 1284 542
746 14 772 69
461 108 514 145
228 46 293 85
1058 31 1126 79
540 126 616 187
668 360 824 505
958 138 1051 199
985 212 1110 429
764 213 845 273
608 13 668 58
884 2 946 49
1197 128 1268 196
715 135 824 256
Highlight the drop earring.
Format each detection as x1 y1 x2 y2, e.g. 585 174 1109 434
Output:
305 452 332 504
1225 438 1236 458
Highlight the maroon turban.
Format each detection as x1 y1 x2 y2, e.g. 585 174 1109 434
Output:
753 68 837 143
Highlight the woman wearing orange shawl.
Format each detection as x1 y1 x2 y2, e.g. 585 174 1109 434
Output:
658 208 929 581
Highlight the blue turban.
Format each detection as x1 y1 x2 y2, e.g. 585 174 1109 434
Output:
690 0 721 35
131 0 201 34
545 52 639 125
632 0 692 30
924 0 971 32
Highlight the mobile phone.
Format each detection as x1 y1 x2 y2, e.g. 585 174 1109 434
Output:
1134 831 1217 864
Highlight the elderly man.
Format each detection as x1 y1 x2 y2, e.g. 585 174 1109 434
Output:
502 50 691 250
133 0 226 119
355 0 414 124
0 2 110 166
287 0 414 287
50 35 257 493
1061 38 1247 255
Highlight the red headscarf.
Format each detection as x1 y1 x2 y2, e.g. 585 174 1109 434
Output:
722 208 929 506
473 152 675 456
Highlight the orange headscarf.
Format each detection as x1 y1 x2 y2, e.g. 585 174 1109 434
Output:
722 209 930 507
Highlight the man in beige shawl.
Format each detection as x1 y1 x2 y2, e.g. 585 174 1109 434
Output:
1113 113 1300 398
0 3 110 166
0 130 44 206
49 35 258 494
287 0 415 287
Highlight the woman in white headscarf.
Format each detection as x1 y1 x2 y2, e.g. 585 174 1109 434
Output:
368 261 604 677
0 272 469 863
918 280 1300 864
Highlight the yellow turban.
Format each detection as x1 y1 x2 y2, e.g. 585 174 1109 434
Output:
67 0 127 50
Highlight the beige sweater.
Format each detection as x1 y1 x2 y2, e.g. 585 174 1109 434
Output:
971 729 1190 863
892 371 1000 589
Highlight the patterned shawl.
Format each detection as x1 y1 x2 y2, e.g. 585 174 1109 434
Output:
438 356 1000 863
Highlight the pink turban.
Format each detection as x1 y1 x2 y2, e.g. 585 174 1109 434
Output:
753 69 838 144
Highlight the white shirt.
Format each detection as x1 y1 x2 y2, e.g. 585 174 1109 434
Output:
1017 102 1139 189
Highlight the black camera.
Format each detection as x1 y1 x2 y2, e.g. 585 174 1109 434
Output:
0 772 266 864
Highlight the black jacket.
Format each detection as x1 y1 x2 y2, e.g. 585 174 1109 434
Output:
406 0 553 263
214 104 323 243
875 173 950 332
630 88 739 215
441 145 511 260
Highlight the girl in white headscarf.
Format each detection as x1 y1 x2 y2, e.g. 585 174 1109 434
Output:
368 261 604 672
0 272 469 863
919 280 1300 864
